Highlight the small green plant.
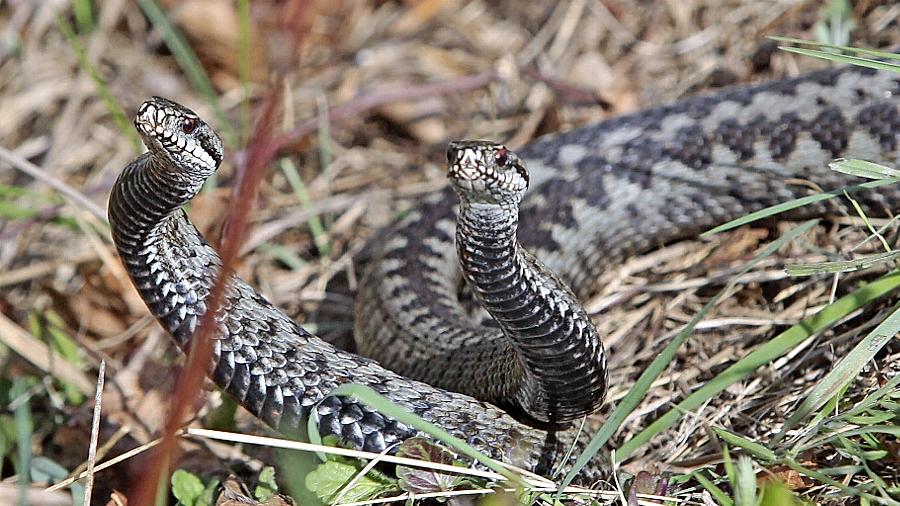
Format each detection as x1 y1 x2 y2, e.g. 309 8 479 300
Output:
814 0 855 47
305 457 398 504
694 449 808 506
171 469 219 506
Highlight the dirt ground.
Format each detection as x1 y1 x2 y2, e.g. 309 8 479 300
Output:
1 0 899 504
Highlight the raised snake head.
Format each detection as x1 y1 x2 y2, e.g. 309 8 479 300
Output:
447 140 529 207
135 97 224 184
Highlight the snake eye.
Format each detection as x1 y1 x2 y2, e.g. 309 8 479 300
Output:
181 118 198 134
494 147 509 167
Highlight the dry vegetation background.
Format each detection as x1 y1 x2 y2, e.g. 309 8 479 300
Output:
1 0 899 503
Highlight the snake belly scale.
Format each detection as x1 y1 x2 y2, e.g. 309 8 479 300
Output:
109 65 900 482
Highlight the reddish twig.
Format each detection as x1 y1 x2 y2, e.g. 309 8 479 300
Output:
128 1 312 503
522 66 610 107
129 89 285 506
272 70 496 152
129 8 488 503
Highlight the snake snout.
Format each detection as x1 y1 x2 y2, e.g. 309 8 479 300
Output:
447 161 488 195
133 97 224 172
447 141 495 180
134 104 160 138
446 140 531 206
134 103 178 146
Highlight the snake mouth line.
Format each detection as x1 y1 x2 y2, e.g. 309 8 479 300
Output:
447 141 529 202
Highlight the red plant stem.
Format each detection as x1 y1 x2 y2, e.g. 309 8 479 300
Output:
128 0 312 500
129 88 284 506
272 70 496 152
127 5 492 503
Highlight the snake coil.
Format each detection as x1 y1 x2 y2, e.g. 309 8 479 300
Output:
109 65 900 482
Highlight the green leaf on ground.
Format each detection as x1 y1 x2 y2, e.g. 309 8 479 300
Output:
305 460 396 504
254 466 279 501
171 469 205 506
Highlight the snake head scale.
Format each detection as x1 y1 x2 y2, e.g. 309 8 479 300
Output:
135 97 224 182
447 140 529 206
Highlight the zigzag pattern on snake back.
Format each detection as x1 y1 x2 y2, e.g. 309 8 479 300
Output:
108 64 900 484
355 65 900 405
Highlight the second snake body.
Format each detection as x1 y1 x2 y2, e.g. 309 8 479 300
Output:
109 65 900 481
356 65 900 401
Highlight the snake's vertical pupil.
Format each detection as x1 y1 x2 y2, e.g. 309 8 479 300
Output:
181 118 198 134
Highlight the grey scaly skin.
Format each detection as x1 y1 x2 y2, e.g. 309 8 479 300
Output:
108 96 603 482
442 141 607 428
356 66 900 412
109 63 900 483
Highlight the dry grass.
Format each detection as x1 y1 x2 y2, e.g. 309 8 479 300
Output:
1 0 899 504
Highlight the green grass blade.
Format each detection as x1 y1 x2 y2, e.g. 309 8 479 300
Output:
818 426 900 446
801 394 842 448
768 37 900 61
256 243 306 271
72 0 94 33
35 311 87 405
843 190 891 252
778 47 900 73
133 0 235 146
12 379 33 506
559 220 819 489
786 249 900 276
845 411 896 425
692 471 734 506
815 465 865 476
759 481 803 506
830 159 900 180
839 372 900 418
307 384 525 486
713 428 777 462
279 158 330 257
56 15 139 149
735 456 757 506
615 269 900 461
776 302 900 438
722 445 736 495
702 179 898 237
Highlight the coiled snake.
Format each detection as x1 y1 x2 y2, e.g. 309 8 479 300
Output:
109 65 900 482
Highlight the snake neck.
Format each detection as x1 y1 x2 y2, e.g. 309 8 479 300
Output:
108 154 220 348
108 153 210 236
456 200 518 250
455 200 607 425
